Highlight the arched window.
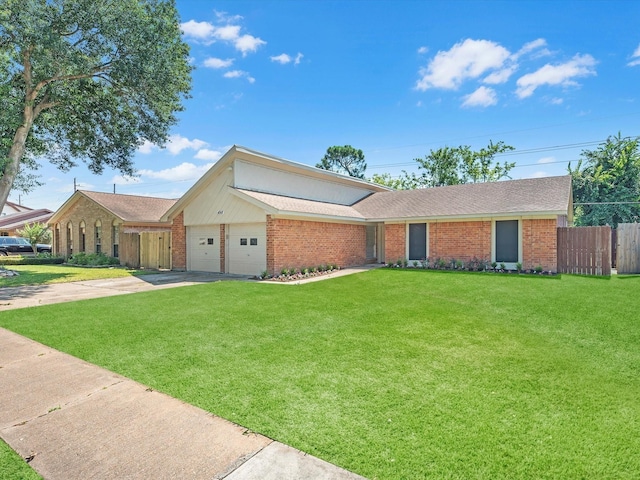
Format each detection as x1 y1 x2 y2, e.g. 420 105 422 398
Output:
66 222 73 256
79 220 86 252
112 221 120 258
95 220 102 254
54 223 61 255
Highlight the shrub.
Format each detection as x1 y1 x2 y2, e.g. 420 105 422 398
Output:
67 252 120 266
516 262 523 272
500 262 506 271
0 255 64 266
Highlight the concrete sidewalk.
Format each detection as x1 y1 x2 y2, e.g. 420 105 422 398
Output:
0 327 365 479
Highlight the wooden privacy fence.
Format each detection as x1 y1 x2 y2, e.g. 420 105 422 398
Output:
557 226 611 276
118 231 171 269
616 223 640 274
119 233 140 268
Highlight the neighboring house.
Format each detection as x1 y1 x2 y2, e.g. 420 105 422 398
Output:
0 208 54 236
48 191 177 268
163 146 573 275
1 201 33 216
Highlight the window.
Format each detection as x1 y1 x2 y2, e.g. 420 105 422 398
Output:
66 222 73 256
95 220 102 254
250 238 258 246
112 222 120 258
240 238 247 245
207 238 214 245
408 223 427 260
79 221 86 252
495 220 518 263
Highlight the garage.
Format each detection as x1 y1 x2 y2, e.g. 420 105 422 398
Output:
187 225 220 272
227 223 266 275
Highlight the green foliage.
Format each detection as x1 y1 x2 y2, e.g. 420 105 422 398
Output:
316 145 366 178
0 0 192 208
569 133 640 227
17 222 51 252
67 252 119 266
0 255 64 266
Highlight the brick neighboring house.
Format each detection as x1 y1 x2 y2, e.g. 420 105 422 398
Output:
163 146 573 275
0 207 53 236
48 191 177 268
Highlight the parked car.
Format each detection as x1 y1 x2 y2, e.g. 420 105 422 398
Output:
0 236 52 255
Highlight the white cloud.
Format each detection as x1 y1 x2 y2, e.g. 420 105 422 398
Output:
516 54 597 98
166 134 208 155
416 39 511 91
204 57 234 69
483 65 517 84
271 53 292 64
235 34 266 56
417 46 428 54
550 97 564 105
513 38 548 59
180 17 265 55
294 53 304 65
138 162 214 182
628 43 640 66
180 20 215 41
224 70 255 83
138 140 156 154
194 149 224 161
537 156 555 164
214 24 241 41
461 86 498 107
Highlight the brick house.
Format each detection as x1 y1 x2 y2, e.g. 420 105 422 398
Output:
0 207 53 236
163 146 572 275
48 191 177 268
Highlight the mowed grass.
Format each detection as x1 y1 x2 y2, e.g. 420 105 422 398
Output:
0 264 148 287
1 269 639 479
0 439 41 480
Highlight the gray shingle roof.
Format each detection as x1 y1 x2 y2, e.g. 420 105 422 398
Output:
80 191 178 223
235 176 572 221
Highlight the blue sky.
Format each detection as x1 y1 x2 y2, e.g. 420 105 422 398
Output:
16 0 640 210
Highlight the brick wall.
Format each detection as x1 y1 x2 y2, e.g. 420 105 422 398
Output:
266 216 366 274
384 224 406 263
429 221 492 262
523 218 557 272
171 211 187 270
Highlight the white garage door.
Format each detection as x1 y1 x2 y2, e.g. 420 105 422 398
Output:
187 225 220 272
228 223 266 275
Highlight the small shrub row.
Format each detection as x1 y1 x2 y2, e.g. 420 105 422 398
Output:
386 257 551 274
259 264 340 281
0 253 65 265
66 252 120 266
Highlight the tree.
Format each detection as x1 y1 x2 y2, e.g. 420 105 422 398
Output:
409 141 515 188
0 0 192 211
17 222 51 253
317 145 367 178
568 134 640 227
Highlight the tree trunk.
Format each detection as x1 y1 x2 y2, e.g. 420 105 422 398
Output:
0 112 33 211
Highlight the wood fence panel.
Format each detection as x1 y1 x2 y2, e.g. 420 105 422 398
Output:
557 226 611 276
140 232 171 270
119 233 140 268
617 223 640 274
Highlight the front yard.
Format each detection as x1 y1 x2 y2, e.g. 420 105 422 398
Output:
1 269 639 479
0 264 148 287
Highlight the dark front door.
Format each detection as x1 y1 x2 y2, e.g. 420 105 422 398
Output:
495 220 518 263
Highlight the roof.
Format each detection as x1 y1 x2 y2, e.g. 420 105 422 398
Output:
353 175 573 220
49 191 178 224
0 209 54 231
231 176 572 222
1 201 33 215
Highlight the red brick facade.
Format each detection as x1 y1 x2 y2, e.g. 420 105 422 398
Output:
522 218 557 271
266 216 367 274
429 221 492 262
171 211 186 270
384 224 406 263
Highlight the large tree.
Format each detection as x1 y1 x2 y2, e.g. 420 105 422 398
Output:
569 133 640 227
0 0 192 210
317 145 367 179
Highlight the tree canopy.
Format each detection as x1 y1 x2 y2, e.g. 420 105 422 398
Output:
0 0 192 210
569 134 640 227
317 145 367 179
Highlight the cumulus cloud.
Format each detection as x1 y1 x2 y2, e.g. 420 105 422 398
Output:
628 43 640 66
204 57 234 68
138 162 214 182
515 54 597 98
462 86 498 107
513 38 549 59
137 140 156 154
271 52 304 65
180 17 265 55
224 70 255 83
416 39 510 91
483 65 517 84
194 149 224 161
166 134 208 155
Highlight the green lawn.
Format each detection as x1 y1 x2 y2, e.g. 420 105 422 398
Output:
0 264 148 287
1 269 639 479
0 439 41 480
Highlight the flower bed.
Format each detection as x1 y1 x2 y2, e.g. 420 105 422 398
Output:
259 264 340 282
386 257 556 275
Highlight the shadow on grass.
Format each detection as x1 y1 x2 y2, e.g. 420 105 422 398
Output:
0 270 72 288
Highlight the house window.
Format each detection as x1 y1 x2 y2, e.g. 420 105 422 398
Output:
495 220 518 263
240 238 247 245
112 222 120 258
250 238 258 246
95 220 102 254
207 238 214 245
66 221 73 256
0 232 8 236
408 223 427 260
79 220 86 252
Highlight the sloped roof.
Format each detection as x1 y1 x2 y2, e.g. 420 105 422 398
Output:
232 176 572 221
0 209 53 230
79 191 178 222
353 175 573 220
